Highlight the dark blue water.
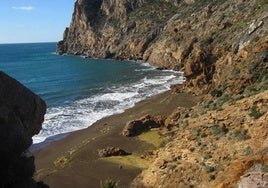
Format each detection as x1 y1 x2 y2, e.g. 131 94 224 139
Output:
0 42 185 144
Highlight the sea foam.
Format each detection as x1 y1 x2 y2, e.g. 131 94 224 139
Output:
31 63 186 149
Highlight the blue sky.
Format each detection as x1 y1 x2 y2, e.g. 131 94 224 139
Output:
0 0 76 44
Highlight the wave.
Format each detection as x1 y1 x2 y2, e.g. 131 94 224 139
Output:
32 69 185 148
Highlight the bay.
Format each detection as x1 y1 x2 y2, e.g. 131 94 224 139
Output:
0 42 185 146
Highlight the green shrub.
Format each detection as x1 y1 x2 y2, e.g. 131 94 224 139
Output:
210 124 228 135
243 146 253 156
100 178 119 188
249 104 263 119
203 94 233 111
202 99 214 109
182 120 189 130
210 89 223 97
230 129 251 140
262 165 268 173
256 147 268 156
204 153 212 160
215 94 232 108
205 165 215 173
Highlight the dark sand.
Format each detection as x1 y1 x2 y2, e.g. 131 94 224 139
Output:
34 91 200 188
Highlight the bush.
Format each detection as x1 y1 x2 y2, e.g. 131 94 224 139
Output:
204 153 212 160
100 178 119 188
210 124 228 135
230 129 251 140
205 165 215 173
215 94 232 108
210 89 223 97
249 104 263 119
202 94 233 111
262 165 268 173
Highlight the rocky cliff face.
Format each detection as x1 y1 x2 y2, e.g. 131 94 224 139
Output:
57 0 267 95
0 71 47 188
57 0 179 58
57 0 268 187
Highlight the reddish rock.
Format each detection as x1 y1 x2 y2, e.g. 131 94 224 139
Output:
98 147 131 158
122 115 164 137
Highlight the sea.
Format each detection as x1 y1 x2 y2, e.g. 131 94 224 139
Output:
0 42 185 149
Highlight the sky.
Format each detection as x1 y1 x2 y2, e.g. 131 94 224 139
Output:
0 0 76 44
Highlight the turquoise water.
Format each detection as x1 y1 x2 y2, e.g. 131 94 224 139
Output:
0 42 185 145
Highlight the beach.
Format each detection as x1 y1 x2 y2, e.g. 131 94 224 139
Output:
34 90 200 187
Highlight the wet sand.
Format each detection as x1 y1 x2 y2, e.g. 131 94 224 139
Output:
34 91 200 188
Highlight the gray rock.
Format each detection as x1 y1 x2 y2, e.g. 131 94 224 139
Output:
0 71 47 187
248 19 264 35
238 170 268 188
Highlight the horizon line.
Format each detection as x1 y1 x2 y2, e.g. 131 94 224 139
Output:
0 41 58 45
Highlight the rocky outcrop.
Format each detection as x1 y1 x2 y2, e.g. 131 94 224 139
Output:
239 168 268 188
98 147 131 158
56 0 268 187
57 0 181 58
58 0 267 95
122 115 164 137
0 71 47 188
132 90 268 187
57 0 268 93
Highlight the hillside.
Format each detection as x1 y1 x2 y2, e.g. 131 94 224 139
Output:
58 0 267 94
55 0 268 187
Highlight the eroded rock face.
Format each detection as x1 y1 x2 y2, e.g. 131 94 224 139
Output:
122 115 164 137
0 71 47 188
98 147 131 158
56 1 268 186
239 168 268 188
58 0 267 95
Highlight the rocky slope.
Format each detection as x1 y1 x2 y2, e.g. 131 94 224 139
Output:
56 0 268 187
57 0 267 93
132 90 268 187
0 72 47 188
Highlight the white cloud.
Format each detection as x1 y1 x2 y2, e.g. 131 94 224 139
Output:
12 6 34 11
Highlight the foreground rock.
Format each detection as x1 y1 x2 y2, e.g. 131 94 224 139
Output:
132 91 268 187
98 147 131 158
0 71 47 188
122 115 165 137
239 169 268 188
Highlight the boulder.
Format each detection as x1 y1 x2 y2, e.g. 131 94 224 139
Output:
0 71 47 188
239 170 268 188
122 115 164 137
98 147 131 158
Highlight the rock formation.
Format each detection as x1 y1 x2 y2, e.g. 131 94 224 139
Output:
56 0 268 187
0 71 47 188
122 115 164 137
57 0 267 95
98 147 131 158
132 91 268 187
239 169 268 188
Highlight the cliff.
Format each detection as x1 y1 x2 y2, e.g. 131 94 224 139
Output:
55 0 268 187
57 0 267 95
0 72 48 188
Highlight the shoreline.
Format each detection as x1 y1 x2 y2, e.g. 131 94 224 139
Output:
31 55 186 146
34 90 201 187
30 90 176 152
31 81 185 152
